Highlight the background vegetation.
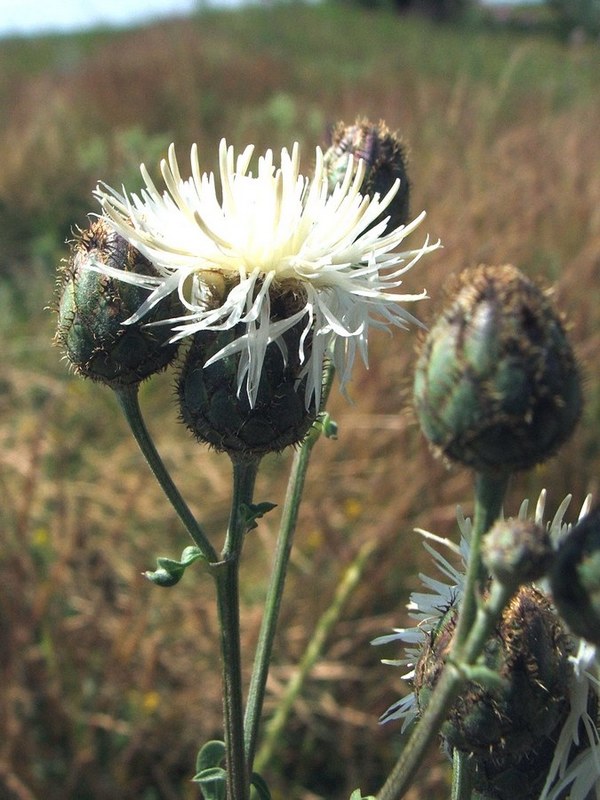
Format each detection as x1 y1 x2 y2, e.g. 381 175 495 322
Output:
1 3 599 798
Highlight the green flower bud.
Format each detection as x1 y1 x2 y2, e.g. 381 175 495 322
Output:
55 219 180 387
415 587 571 764
177 281 318 459
413 264 582 472
551 505 600 646
323 118 410 231
482 518 553 588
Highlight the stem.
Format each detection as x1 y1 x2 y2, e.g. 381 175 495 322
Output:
462 579 514 664
244 364 337 772
376 469 510 800
214 458 260 800
114 385 217 563
377 665 464 800
453 470 509 648
243 434 316 769
451 749 474 800
254 540 375 774
376 578 515 800
223 459 258 558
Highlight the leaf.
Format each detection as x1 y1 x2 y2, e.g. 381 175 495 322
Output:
320 412 338 439
195 740 226 772
144 545 206 587
191 767 227 800
250 772 272 799
349 791 376 800
241 502 277 532
303 411 338 446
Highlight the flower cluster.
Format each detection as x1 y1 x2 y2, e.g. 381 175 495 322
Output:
89 139 438 409
373 491 600 800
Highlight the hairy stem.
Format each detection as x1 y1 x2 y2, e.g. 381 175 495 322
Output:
213 458 260 800
453 470 509 647
376 469 510 800
243 432 318 769
114 385 217 562
244 364 337 772
451 747 474 800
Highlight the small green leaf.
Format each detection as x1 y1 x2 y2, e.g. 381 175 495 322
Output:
323 414 338 439
349 791 376 800
192 742 227 799
241 502 277 532
144 545 206 587
251 772 271 799
195 740 226 772
191 767 227 800
320 412 338 439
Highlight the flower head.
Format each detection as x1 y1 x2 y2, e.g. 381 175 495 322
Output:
90 139 438 408
54 218 180 387
371 515 469 730
373 491 600 800
372 492 592 722
414 264 582 471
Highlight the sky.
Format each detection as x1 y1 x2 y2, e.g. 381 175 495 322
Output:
0 0 224 37
0 0 539 38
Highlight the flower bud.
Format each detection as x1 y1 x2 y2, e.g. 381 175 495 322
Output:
323 118 410 231
415 587 572 799
482 518 553 588
413 264 582 472
55 219 180 387
551 505 600 646
177 283 318 459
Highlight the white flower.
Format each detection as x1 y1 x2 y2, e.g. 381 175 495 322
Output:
539 640 600 800
372 490 596 783
371 513 470 730
90 139 439 408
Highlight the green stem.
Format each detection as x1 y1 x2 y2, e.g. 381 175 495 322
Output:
254 539 375 774
376 576 515 800
461 579 514 664
376 469 510 800
213 458 260 800
114 385 217 563
453 470 509 648
377 664 464 800
451 749 474 800
243 364 337 772
243 435 317 769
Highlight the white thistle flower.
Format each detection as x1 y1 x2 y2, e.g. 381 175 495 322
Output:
371 515 470 730
90 139 439 408
372 491 600 800
539 640 600 800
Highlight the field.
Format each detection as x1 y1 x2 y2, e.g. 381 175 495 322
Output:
1 4 600 798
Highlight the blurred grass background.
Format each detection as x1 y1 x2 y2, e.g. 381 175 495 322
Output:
1 3 600 798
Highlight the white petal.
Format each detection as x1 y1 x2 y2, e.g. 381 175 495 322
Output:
89 139 440 407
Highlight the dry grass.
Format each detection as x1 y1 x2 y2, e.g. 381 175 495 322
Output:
1 5 600 799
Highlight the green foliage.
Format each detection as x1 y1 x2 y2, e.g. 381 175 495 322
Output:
241 502 278 532
193 741 227 800
192 741 272 799
0 123 170 273
145 545 207 587
249 773 272 800
547 0 600 37
334 0 474 22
